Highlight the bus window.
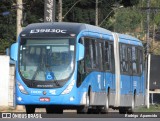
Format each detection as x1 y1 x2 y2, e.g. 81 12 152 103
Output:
110 43 115 72
132 46 138 74
120 44 128 73
97 42 103 71
19 38 75 81
101 42 105 71
127 46 132 75
91 39 98 69
84 38 92 72
138 49 143 75
89 40 94 69
104 41 110 71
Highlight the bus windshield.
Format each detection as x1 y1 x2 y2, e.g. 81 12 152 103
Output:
19 38 75 82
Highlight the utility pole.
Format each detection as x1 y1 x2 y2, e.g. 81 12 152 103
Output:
95 0 98 26
146 0 150 54
146 0 150 109
140 0 160 109
58 0 62 22
16 0 24 111
16 0 23 39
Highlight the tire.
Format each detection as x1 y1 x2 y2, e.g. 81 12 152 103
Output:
101 94 109 114
25 105 35 114
127 94 136 114
119 94 136 114
119 107 127 114
46 106 63 114
77 106 88 114
77 90 90 114
46 106 53 114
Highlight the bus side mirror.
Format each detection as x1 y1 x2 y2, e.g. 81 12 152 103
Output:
10 43 18 61
77 43 84 61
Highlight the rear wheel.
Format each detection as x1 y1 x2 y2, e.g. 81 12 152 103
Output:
119 107 127 114
119 94 136 114
101 94 109 114
25 105 35 114
127 94 136 114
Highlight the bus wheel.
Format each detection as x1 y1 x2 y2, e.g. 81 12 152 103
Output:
46 106 53 114
119 107 127 114
101 94 109 114
119 94 136 114
25 105 35 114
127 94 136 114
46 106 63 114
77 92 90 114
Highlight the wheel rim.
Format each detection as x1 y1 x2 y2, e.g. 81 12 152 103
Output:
104 96 109 111
106 96 109 110
131 96 135 110
86 94 89 107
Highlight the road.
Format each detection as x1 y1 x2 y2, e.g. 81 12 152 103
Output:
1 107 160 119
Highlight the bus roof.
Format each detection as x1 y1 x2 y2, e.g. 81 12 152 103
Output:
20 22 142 46
116 33 142 46
20 22 113 38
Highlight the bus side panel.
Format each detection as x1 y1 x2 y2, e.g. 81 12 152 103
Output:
133 75 145 106
106 72 116 106
119 75 133 107
78 72 108 106
90 72 112 106
119 74 145 107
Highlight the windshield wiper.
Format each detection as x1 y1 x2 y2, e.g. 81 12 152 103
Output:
32 64 42 80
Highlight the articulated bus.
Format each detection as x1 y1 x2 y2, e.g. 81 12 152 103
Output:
10 22 145 114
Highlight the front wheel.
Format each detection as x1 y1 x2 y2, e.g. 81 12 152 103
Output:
46 106 63 114
25 105 35 114
77 92 90 114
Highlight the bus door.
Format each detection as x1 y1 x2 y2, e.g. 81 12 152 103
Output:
104 41 115 92
97 41 105 91
121 45 135 96
131 46 139 94
109 42 115 93
131 47 143 94
138 49 144 94
103 40 115 107
127 46 133 93
97 40 115 92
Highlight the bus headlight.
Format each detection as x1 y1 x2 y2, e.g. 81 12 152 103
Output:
61 80 75 95
17 82 28 94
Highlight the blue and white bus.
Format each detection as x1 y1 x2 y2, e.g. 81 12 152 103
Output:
10 22 145 114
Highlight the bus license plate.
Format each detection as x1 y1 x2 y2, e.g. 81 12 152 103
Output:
39 97 50 102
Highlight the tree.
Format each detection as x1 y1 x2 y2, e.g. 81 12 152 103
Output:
0 0 140 54
113 7 142 33
0 0 16 54
22 0 44 26
121 0 139 7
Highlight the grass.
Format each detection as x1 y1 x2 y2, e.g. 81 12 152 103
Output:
135 104 160 112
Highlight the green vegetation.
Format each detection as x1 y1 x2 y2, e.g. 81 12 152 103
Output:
1 0 160 54
135 104 160 112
